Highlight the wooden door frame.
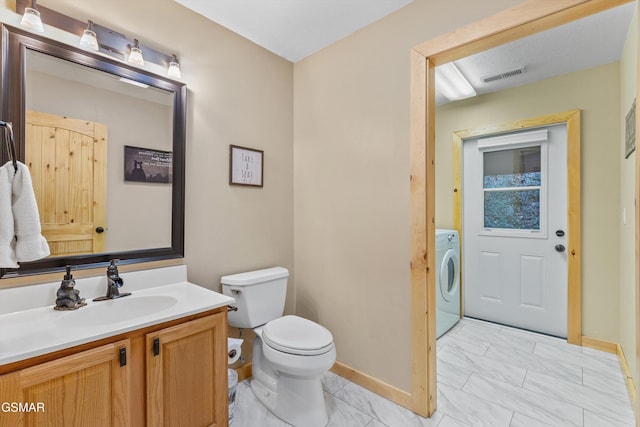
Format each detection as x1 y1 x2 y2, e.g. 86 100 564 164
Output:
452 110 581 336
409 0 636 417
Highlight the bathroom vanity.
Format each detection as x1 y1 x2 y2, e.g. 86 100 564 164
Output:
0 266 233 427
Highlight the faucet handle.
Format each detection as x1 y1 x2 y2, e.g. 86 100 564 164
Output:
94 259 130 301
107 259 120 275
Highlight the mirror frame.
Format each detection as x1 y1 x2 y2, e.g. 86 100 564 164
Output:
0 24 186 278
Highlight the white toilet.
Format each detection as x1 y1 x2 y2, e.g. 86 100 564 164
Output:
221 267 336 427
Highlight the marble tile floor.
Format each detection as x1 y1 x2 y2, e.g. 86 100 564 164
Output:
232 317 635 426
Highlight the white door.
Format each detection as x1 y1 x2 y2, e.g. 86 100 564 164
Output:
463 124 568 338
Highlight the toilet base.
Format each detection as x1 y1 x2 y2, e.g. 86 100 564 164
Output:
251 373 328 427
250 324 335 427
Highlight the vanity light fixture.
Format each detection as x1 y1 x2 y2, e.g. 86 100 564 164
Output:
128 39 144 66
15 0 183 79
79 20 99 52
167 54 181 79
20 0 44 33
435 62 476 102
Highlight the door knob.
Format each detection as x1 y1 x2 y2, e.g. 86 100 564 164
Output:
96 226 105 233
555 244 566 253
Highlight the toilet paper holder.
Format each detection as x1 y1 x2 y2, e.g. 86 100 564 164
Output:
227 305 238 312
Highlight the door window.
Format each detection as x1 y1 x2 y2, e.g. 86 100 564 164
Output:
482 145 546 236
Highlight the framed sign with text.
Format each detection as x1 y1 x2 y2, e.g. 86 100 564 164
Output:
229 145 264 187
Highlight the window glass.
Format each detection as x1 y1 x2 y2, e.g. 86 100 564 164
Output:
484 190 540 229
483 147 541 188
483 146 541 230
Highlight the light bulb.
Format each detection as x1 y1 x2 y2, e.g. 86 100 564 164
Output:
79 29 99 51
128 39 144 66
167 55 181 78
20 8 44 32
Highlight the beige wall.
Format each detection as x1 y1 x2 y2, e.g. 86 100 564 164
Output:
436 63 622 341
294 0 524 392
619 4 637 384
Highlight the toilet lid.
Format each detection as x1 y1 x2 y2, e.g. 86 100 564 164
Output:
262 315 334 356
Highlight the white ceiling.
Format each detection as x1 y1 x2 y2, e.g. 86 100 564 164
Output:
173 1 636 104
174 0 413 62
440 2 636 105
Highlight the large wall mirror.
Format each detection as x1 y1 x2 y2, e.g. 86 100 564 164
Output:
0 24 186 278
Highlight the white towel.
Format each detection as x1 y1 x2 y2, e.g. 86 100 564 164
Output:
11 161 50 263
0 163 18 268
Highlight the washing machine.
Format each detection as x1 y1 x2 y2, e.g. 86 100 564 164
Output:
436 229 461 338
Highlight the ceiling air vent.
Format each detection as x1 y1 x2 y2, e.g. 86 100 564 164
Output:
482 66 527 83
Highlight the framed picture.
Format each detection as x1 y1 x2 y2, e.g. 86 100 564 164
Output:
625 99 636 159
229 145 264 187
124 145 173 183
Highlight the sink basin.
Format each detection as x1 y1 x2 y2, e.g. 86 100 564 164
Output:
56 295 178 328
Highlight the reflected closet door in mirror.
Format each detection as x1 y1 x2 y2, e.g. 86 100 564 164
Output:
25 110 107 257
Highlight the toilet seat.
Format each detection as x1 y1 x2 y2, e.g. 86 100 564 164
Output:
262 315 334 356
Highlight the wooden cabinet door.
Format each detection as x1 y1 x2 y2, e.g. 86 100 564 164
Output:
0 340 131 427
25 110 108 257
146 313 228 427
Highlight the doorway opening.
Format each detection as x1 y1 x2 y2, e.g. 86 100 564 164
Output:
409 0 635 418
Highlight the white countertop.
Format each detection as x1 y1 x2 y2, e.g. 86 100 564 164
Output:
0 266 234 366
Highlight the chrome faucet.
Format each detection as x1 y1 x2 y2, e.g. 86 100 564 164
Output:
94 259 131 301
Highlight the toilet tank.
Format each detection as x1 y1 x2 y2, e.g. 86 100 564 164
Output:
221 267 288 328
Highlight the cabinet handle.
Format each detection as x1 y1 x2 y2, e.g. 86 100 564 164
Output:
153 338 160 356
119 347 127 367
